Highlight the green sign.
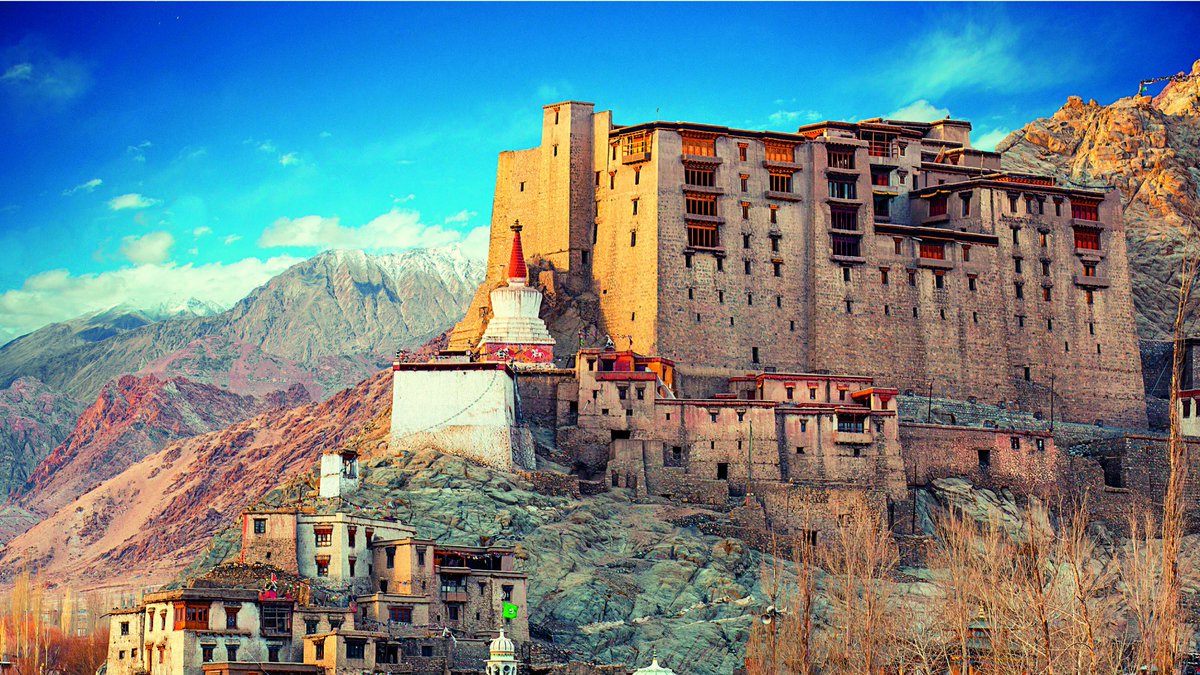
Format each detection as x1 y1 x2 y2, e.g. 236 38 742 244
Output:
502 602 519 619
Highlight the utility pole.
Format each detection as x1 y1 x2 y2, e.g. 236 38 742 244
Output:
1049 373 1056 433
747 418 754 499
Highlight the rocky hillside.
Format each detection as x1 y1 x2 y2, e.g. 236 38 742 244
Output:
998 59 1200 341
0 378 79 506
7 374 309 520
0 247 484 405
0 367 762 674
0 370 395 590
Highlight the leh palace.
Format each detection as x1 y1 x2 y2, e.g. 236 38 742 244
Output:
99 100 1200 675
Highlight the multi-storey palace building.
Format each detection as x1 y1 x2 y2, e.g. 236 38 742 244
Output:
450 102 1146 428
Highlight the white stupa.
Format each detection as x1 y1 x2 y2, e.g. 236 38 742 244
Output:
477 223 556 365
633 655 678 675
484 629 517 675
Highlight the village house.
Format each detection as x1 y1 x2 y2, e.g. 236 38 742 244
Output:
104 448 530 675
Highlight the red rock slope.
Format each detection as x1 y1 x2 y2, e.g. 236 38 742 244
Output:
9 374 309 522
0 370 391 592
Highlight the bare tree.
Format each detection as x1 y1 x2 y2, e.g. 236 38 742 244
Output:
816 497 899 674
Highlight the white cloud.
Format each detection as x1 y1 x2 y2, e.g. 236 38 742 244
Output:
768 109 821 126
257 140 276 153
223 234 242 245
62 178 102 196
391 193 415 205
108 193 160 210
279 152 300 166
973 127 1012 152
192 226 212 237
460 225 490 261
259 209 477 252
119 231 175 264
887 100 952 122
0 255 303 342
319 131 332 138
1 63 32 82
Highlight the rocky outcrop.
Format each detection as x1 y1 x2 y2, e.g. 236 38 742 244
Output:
8 374 310 521
998 59 1200 341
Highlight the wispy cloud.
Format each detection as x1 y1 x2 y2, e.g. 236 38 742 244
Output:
768 109 821 126
443 210 475 224
108 193 160 211
391 193 416 205
119 231 175 264
179 146 208 161
887 19 1067 99
279 152 300 166
1 63 32 82
0 255 302 341
223 234 242 245
887 100 951 122
62 178 102 196
192 226 212 237
536 81 571 102
973 127 1013 152
127 140 152 163
259 209 478 252
319 131 333 138
0 37 92 103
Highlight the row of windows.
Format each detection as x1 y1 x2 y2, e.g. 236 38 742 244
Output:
686 287 787 308
682 250 786 276
1002 192 1101 221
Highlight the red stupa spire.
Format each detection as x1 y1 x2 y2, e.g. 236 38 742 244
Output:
507 221 528 283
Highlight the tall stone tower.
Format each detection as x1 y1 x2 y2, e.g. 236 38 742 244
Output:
449 101 602 353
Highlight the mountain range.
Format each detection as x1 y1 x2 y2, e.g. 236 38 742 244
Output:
0 246 483 505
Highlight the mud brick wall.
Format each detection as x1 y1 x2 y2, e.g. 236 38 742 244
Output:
900 423 1063 497
519 471 581 499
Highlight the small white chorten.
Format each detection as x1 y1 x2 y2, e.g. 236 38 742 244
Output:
485 628 517 675
633 655 678 675
477 223 555 364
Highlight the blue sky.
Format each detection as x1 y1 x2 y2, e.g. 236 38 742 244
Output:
0 2 1198 342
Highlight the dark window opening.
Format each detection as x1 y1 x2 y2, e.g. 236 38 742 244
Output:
716 463 729 480
832 235 860 258
686 223 719 249
1099 458 1123 488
